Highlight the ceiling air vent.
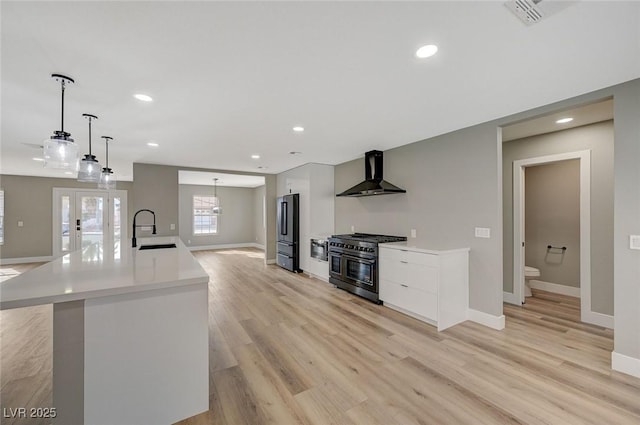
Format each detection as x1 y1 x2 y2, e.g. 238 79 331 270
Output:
505 0 544 25
505 0 578 26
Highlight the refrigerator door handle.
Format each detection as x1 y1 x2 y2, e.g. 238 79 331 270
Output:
280 201 288 235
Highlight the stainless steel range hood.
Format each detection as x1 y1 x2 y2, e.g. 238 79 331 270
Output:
336 150 406 197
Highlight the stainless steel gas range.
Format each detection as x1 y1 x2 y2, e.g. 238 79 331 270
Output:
328 233 407 303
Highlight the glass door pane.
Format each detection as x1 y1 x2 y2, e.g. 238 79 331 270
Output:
77 194 106 249
61 195 71 252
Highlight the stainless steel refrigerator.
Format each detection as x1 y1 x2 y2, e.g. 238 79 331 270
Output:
276 193 301 272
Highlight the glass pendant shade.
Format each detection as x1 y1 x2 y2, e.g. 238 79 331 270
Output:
43 135 79 171
77 114 101 182
78 155 102 182
44 74 77 171
98 168 116 190
212 179 222 214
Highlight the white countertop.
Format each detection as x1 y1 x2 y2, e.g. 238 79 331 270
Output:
379 241 470 255
0 237 209 310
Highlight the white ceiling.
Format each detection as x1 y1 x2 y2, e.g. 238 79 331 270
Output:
178 170 265 188
502 98 614 142
1 1 639 181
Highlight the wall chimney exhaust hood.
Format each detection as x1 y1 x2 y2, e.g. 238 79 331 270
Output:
336 150 406 197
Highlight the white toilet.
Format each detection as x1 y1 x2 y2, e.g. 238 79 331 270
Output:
524 266 540 297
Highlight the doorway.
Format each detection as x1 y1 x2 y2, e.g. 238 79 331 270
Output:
52 188 128 258
511 151 590 310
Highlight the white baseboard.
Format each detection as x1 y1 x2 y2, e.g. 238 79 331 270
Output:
503 291 520 305
188 243 264 252
582 310 614 329
612 351 640 378
0 256 53 265
467 309 505 330
529 279 581 298
265 259 276 265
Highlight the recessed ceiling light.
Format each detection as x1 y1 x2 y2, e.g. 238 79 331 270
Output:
32 157 44 161
293 126 304 132
556 117 574 124
147 142 159 147
416 44 438 59
251 154 260 159
134 94 153 102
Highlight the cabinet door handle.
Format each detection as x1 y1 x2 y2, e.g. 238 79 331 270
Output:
400 284 408 288
400 260 408 264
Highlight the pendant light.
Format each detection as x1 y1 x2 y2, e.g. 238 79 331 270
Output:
43 74 79 170
212 178 222 214
77 114 102 182
98 136 116 190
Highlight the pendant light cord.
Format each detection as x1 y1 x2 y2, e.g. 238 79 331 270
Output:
88 115 92 155
60 79 66 133
105 139 109 168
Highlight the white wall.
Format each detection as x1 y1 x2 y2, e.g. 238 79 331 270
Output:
277 163 334 279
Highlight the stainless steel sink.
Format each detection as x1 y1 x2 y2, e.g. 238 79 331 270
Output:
139 243 177 250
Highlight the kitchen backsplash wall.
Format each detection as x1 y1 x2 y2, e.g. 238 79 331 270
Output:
335 121 504 318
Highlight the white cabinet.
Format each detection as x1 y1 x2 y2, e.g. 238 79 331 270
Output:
379 244 469 331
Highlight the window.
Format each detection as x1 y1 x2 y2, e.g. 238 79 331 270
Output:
0 190 4 245
193 195 218 235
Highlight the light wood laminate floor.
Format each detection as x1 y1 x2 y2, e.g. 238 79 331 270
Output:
1 250 639 424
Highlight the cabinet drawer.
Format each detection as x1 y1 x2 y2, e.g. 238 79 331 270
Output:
379 280 438 321
380 247 439 267
379 259 438 294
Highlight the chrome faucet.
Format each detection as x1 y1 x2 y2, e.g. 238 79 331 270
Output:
132 209 156 248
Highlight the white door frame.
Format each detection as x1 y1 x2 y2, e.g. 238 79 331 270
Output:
508 150 601 326
53 188 128 258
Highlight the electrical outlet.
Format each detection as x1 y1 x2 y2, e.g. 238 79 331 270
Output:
170 223 175 230
351 225 355 233
17 221 23 227
410 229 417 238
475 227 491 238
630 235 640 250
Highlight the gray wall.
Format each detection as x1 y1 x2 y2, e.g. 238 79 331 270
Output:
178 184 256 247
525 160 580 288
502 121 614 314
133 163 277 261
335 78 640 367
0 175 133 259
335 122 504 317
253 185 266 246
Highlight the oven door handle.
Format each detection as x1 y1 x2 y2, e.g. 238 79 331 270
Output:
342 254 376 264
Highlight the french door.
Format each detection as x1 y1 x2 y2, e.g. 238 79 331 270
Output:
53 188 127 258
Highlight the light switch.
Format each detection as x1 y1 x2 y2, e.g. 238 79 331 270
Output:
410 229 417 238
630 235 640 250
170 223 176 230
475 227 491 238
17 220 23 227
351 225 355 233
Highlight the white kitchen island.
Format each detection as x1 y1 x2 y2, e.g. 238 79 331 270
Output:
0 237 209 425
